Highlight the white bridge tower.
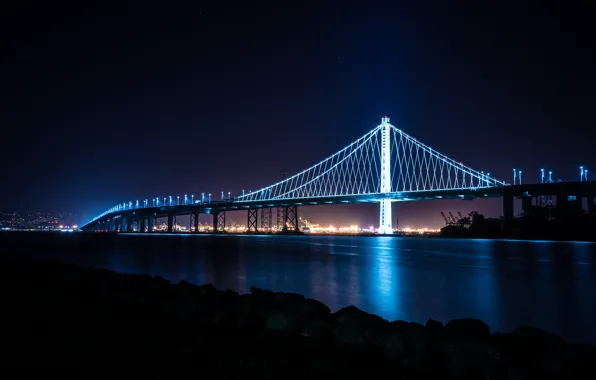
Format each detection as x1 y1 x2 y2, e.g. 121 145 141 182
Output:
378 116 393 235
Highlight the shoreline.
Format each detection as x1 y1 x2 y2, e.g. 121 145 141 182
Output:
1 255 595 376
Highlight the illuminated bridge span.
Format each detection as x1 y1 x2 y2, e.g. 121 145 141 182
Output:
81 117 595 234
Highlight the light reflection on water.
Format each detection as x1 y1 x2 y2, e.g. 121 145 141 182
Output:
8 233 596 344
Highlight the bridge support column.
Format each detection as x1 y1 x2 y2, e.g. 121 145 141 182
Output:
167 214 174 233
378 116 393 235
503 194 513 229
120 217 126 232
261 207 272 233
127 215 134 232
283 205 299 232
379 199 393 234
247 209 258 233
148 215 155 233
190 211 199 233
276 207 285 231
217 212 226 232
522 196 532 217
212 212 225 233
140 216 146 233
589 197 594 216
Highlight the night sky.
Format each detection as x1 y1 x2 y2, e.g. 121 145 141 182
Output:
1 1 594 228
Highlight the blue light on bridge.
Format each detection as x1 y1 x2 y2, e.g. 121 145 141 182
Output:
83 116 575 231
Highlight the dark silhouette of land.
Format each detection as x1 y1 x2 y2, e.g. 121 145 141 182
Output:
441 201 596 241
1 254 595 377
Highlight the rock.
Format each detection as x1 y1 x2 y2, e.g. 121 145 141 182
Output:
196 283 217 294
250 286 272 294
333 316 362 345
439 342 492 378
504 326 575 378
332 306 390 346
301 298 331 317
3 254 596 377
383 332 406 359
425 318 444 337
266 312 292 331
333 305 387 327
445 318 490 342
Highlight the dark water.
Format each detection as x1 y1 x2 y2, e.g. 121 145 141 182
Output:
3 232 596 344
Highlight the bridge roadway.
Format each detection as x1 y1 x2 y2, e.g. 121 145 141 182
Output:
81 181 596 233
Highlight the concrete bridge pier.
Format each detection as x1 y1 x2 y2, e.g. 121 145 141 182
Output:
148 215 155 233
167 214 174 233
120 216 126 232
502 194 513 229
140 216 146 233
589 197 594 216
192 210 199 233
521 196 532 217
126 215 134 232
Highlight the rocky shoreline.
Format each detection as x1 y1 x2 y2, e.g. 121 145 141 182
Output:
1 255 594 377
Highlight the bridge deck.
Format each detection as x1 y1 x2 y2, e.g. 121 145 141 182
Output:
81 181 596 229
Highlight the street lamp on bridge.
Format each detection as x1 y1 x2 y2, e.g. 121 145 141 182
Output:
513 168 517 185
228 191 231 200
581 166 584 182
169 196 172 206
201 193 205 203
221 191 224 201
184 194 187 205
208 193 211 202
191 194 194 204
177 196 180 206
541 168 544 184
518 170 522 185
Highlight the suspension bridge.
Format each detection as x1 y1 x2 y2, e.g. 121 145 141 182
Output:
80 117 596 234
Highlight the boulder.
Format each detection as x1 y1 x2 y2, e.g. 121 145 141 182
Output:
445 318 490 342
